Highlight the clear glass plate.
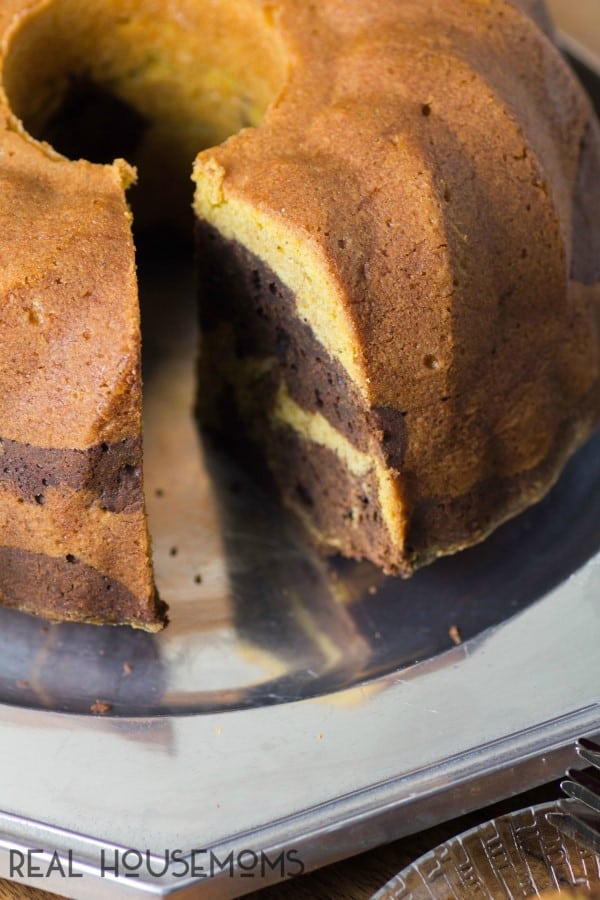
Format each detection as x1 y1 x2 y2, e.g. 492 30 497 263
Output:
372 802 600 899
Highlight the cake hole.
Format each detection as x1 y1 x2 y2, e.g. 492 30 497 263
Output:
35 76 148 166
65 554 77 564
421 103 432 117
424 354 440 370
3 0 290 230
34 494 44 505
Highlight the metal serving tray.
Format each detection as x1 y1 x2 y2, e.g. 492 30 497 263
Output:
0 48 599 900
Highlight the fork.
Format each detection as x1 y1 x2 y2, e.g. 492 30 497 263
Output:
549 737 600 853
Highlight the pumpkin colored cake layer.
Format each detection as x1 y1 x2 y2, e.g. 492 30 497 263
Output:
0 0 597 625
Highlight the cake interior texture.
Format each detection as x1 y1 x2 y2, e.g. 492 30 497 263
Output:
0 0 598 626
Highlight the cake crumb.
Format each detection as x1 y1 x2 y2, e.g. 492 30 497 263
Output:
15 679 29 689
194 574 202 584
98 649 105 656
215 726 222 736
449 625 462 645
368 585 377 595
91 700 112 715
123 662 133 676
318 733 324 740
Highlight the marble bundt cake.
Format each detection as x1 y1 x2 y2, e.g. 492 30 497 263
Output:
0 0 598 626
196 0 600 572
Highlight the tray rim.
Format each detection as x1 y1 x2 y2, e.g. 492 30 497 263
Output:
0 707 598 899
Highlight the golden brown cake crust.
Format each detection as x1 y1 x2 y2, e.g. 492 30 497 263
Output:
0 0 598 615
193 0 600 571
0 4 163 629
201 0 598 421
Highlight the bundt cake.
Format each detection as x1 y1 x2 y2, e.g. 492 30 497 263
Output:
0 0 598 626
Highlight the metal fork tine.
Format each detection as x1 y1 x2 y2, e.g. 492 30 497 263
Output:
564 766 600 794
552 737 600 856
567 765 600 786
561 770 600 816
577 737 600 768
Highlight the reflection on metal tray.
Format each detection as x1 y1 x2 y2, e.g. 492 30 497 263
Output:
0 51 598 900
0 238 598 718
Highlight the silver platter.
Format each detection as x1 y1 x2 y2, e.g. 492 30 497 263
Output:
0 61 599 897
